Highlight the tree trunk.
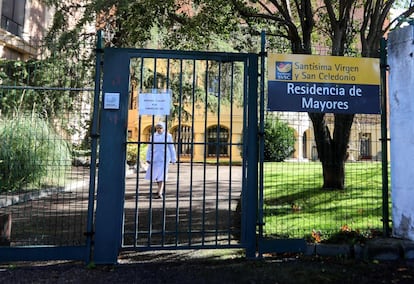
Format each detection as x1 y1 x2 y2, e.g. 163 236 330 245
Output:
321 159 345 189
309 113 354 190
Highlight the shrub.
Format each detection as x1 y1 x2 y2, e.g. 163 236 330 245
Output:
263 118 296 162
126 141 147 166
238 117 296 162
0 115 71 192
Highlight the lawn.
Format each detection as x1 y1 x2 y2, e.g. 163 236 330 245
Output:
262 161 387 242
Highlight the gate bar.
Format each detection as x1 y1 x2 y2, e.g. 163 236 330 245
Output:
245 53 259 258
257 31 266 257
380 37 390 236
85 30 103 263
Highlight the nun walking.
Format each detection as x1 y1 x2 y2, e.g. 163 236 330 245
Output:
145 121 177 199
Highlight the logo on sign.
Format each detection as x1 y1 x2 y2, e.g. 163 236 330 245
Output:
275 61 292 80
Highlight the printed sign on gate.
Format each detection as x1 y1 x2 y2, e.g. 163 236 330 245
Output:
138 89 172 116
267 54 381 114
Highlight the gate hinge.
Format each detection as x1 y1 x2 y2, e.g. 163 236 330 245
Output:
380 63 390 71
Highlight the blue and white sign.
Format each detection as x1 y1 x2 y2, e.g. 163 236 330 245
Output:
268 54 381 114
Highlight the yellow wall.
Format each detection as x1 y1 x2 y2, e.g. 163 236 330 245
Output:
128 105 386 163
127 103 244 163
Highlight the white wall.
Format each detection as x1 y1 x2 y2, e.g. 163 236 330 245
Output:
388 24 414 240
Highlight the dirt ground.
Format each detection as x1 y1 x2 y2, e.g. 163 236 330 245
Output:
1 249 414 284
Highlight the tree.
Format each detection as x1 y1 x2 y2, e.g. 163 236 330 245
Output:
0 56 91 119
44 0 414 189
229 0 414 189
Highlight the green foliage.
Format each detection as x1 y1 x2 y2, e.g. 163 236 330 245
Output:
0 115 71 192
263 118 296 162
394 0 414 9
129 57 245 121
0 44 94 150
126 141 147 166
43 1 414 55
86 261 96 270
0 55 92 119
321 226 378 245
44 0 252 51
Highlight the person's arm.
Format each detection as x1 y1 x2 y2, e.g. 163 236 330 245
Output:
146 136 152 163
167 134 177 163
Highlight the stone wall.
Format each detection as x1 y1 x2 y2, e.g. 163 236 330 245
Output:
388 24 414 240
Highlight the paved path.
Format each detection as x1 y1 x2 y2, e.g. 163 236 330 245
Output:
123 163 243 247
5 163 413 262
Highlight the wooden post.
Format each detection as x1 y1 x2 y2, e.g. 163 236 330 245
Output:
0 213 11 246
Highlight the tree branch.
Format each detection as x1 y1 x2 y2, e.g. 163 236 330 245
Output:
384 3 414 31
257 0 275 15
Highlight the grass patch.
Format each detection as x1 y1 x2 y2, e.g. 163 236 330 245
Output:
262 161 386 242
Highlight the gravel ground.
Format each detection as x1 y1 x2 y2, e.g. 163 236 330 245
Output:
1 249 414 284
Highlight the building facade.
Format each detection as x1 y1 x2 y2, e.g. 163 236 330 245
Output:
0 0 53 60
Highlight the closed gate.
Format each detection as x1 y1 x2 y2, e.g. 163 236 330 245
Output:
93 48 259 264
0 32 391 264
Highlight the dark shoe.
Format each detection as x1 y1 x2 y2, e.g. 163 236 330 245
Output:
155 194 163 199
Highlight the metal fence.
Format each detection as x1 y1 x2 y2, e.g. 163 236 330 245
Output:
260 112 387 242
258 39 389 244
0 34 390 261
0 37 96 260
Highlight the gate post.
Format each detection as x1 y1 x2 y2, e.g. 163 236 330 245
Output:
244 54 259 258
93 48 130 264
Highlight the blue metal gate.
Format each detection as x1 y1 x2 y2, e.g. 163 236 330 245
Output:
0 38 99 264
0 32 391 264
93 48 259 264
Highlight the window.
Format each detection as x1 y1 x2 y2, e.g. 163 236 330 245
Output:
173 125 192 156
302 131 307 159
1 0 26 37
207 74 219 96
207 125 229 157
359 133 372 160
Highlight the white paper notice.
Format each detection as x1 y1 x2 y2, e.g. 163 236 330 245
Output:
104 92 120 109
139 90 172 115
